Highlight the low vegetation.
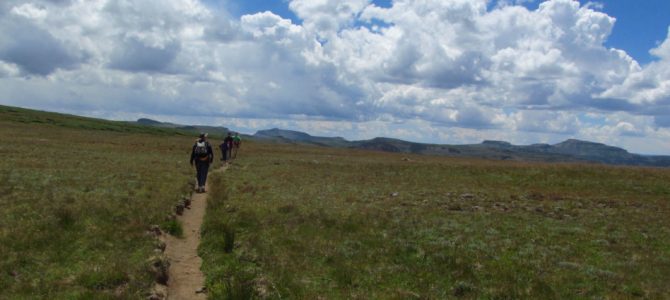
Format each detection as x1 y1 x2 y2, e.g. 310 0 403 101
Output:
201 142 670 299
0 106 194 298
3 105 669 299
0 105 194 136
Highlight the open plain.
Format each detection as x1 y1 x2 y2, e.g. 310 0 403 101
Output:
1 106 669 299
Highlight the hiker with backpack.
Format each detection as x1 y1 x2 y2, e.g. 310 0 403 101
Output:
221 132 234 163
190 133 213 193
219 137 228 162
232 132 242 159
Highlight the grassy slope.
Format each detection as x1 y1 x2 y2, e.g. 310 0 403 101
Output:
0 106 196 298
201 142 670 299
0 105 190 136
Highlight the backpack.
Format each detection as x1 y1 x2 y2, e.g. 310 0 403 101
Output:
194 141 209 157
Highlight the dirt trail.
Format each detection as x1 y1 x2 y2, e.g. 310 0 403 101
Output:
164 164 227 300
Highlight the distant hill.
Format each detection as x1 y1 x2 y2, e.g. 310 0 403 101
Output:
254 128 350 147
0 105 232 138
0 105 190 136
253 128 670 167
132 118 231 138
136 118 164 126
2 104 668 167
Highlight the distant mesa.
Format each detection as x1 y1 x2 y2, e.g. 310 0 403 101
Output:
255 128 314 141
17 106 665 167
256 128 346 141
128 120 670 167
252 128 670 167
552 139 629 155
12 105 665 167
254 128 348 147
481 140 512 148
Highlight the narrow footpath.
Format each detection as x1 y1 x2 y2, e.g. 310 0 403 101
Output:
164 164 227 299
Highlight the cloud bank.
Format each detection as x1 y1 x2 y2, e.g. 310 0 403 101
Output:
0 0 669 154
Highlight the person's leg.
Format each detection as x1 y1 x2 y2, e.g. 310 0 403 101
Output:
195 162 203 190
197 160 209 191
201 162 210 189
198 161 209 193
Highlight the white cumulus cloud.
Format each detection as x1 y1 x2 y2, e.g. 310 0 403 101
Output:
0 0 669 154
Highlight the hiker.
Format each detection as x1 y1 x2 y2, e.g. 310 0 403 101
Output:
190 133 213 193
219 135 229 162
223 132 234 162
232 132 242 159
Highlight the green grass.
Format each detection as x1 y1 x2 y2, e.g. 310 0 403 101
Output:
3 105 670 299
0 105 190 136
164 219 184 238
201 142 670 299
0 107 196 298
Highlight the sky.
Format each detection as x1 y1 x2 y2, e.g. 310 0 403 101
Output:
1 0 670 154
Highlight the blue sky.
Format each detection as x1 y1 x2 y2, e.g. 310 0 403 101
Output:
598 0 670 64
1 0 670 154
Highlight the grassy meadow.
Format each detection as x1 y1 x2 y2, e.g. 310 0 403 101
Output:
2 105 670 299
201 141 670 299
0 106 196 298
